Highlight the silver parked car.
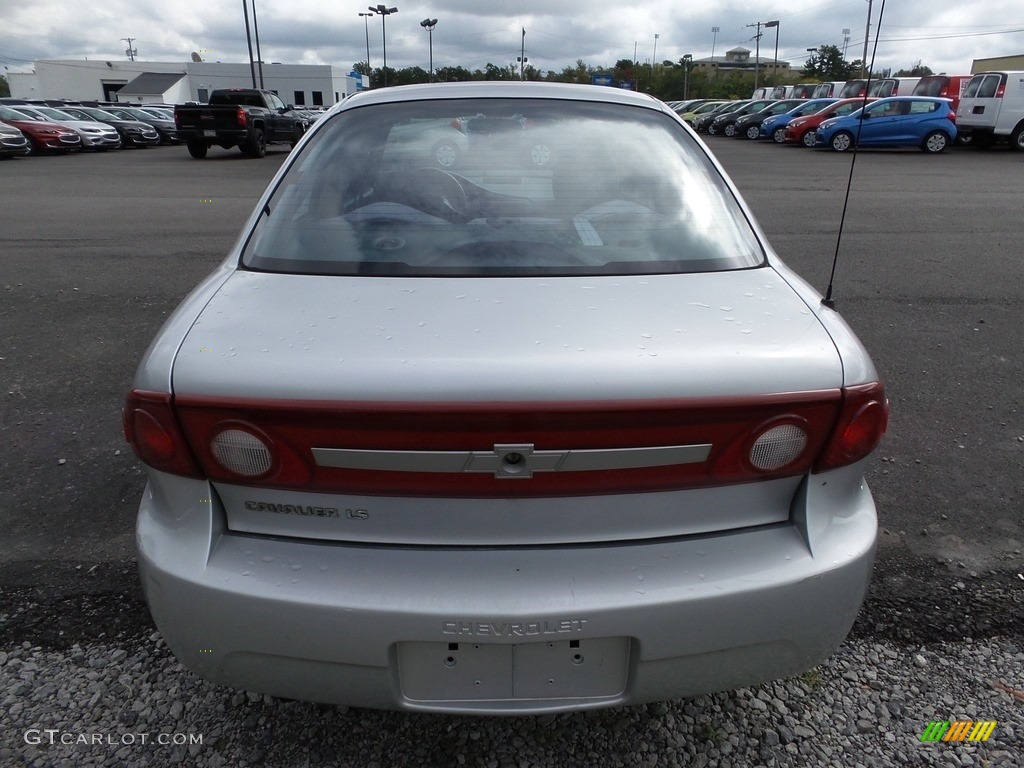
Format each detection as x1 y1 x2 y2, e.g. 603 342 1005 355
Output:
10 105 122 150
125 81 888 714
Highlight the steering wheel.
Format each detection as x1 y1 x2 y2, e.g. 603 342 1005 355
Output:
405 167 472 222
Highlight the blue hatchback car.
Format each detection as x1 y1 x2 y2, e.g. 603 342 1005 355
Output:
759 98 838 143
815 96 957 153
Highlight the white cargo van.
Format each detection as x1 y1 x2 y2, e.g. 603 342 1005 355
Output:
812 81 846 98
955 71 1024 149
868 77 921 98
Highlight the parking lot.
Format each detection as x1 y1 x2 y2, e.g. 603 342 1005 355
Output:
1 139 1022 765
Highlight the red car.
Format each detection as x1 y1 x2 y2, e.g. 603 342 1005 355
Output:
0 106 82 153
783 98 876 147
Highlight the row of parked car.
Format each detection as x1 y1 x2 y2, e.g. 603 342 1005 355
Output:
0 99 181 157
0 96 331 159
672 71 1024 153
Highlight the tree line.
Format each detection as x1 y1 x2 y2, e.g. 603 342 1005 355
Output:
355 44 933 101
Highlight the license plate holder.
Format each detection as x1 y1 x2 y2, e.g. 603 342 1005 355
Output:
203 129 216 137
397 637 629 701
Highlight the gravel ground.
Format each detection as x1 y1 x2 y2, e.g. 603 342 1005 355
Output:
2 564 1022 768
1 634 1022 768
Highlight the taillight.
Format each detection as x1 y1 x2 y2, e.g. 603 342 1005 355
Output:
947 111 956 123
236 106 248 126
814 382 888 472
150 387 887 497
123 390 202 477
173 111 181 128
995 84 1005 98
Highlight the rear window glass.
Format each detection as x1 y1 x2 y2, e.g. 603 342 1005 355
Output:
914 77 947 97
244 97 764 277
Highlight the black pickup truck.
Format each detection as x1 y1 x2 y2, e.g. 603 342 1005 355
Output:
174 88 306 159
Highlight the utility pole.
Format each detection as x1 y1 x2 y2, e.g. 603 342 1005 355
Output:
745 22 764 91
518 28 527 81
861 0 873 78
122 38 137 61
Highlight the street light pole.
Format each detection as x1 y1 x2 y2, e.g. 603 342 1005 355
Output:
419 18 437 81
767 20 779 86
368 5 398 87
861 0 873 78
711 27 719 62
358 12 372 79
682 53 692 100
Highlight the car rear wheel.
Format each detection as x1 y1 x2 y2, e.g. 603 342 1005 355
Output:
801 130 817 148
746 125 760 140
830 131 854 152
1011 124 1024 152
772 127 787 144
245 128 267 158
922 130 949 154
186 140 208 159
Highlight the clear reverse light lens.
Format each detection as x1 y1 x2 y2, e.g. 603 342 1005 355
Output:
750 424 807 471
211 429 272 477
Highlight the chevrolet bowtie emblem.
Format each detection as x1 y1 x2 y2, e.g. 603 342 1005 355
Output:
312 443 711 479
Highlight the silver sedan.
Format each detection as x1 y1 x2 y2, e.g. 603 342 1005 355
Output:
125 81 888 714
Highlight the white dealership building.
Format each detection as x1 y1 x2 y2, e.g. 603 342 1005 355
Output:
6 59 363 106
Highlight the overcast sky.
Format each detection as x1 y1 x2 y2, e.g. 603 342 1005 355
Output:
3 0 1022 80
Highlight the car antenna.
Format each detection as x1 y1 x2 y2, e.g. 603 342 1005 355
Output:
823 0 887 310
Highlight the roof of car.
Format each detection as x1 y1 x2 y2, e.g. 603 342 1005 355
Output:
335 81 664 112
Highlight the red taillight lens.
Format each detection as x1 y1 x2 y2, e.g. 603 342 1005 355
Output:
995 84 1005 98
123 390 202 477
814 382 888 472
236 106 248 126
947 111 956 123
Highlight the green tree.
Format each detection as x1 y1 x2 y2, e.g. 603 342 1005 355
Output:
802 44 854 81
0 75 9 98
895 62 933 77
434 65 473 82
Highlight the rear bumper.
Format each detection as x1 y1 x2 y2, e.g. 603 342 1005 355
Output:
137 467 877 714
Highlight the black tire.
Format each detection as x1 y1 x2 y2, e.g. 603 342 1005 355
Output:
801 130 817 148
723 123 737 137
291 125 305 149
830 130 855 152
186 140 208 159
246 128 267 158
772 126 787 144
1011 124 1024 152
745 125 760 140
922 130 949 154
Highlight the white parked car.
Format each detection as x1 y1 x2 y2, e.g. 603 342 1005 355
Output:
124 81 888 714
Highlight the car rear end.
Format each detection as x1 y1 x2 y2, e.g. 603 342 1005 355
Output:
956 71 1024 148
126 83 887 714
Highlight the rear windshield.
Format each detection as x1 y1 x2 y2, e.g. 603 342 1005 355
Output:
914 77 948 96
244 97 764 277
